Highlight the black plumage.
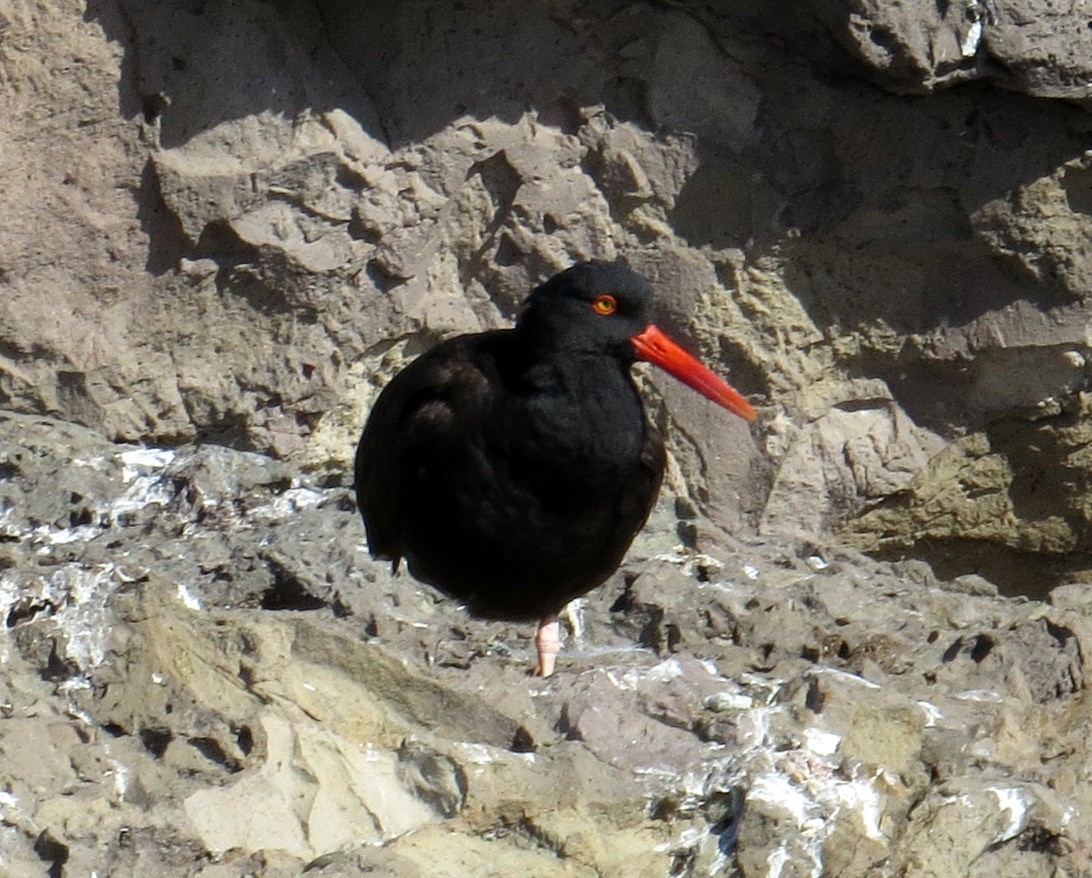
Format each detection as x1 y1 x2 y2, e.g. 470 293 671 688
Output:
355 262 755 674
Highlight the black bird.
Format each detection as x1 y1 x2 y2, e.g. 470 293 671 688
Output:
355 262 756 675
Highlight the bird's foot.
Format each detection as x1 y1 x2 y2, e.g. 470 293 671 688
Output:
532 615 560 677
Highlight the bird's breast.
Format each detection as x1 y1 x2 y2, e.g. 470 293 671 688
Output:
488 373 649 503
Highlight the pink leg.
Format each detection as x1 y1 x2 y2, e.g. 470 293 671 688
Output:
532 614 561 677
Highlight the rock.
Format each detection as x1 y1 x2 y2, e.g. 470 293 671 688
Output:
760 384 940 536
5 0 1092 568
0 415 1090 873
559 660 714 771
715 0 1092 98
843 394 1092 594
893 780 1072 877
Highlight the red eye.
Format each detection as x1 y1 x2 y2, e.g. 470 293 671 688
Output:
592 295 617 316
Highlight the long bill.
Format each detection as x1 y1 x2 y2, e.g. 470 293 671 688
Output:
631 324 757 422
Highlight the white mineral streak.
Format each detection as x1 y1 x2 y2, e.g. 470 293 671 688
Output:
991 787 1030 844
961 1 984 56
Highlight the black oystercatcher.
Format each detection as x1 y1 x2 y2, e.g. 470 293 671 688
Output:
355 262 756 676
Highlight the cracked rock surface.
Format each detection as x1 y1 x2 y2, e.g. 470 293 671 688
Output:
3 415 1092 875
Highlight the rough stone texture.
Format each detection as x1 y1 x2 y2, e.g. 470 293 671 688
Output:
3 414 1092 876
715 0 1092 98
844 392 1092 596
5 0 1092 874
4 0 1092 557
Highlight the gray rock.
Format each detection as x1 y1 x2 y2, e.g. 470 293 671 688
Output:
0 415 1089 874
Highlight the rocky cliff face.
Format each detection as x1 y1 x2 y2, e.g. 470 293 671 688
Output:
3 1 1092 875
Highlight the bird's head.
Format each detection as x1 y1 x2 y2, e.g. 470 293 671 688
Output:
516 261 757 422
517 261 655 356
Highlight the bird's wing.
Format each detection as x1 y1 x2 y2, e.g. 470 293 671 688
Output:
621 421 667 541
353 335 494 564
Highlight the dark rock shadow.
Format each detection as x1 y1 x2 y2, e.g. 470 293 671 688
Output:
84 0 1092 322
744 76 1092 434
137 160 187 275
312 0 659 147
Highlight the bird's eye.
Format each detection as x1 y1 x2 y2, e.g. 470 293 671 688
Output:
592 295 617 316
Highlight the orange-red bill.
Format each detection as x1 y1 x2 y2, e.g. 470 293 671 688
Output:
631 324 757 422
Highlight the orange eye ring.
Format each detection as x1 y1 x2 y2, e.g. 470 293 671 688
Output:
592 294 617 316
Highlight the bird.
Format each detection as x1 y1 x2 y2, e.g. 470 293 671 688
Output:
354 261 757 676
